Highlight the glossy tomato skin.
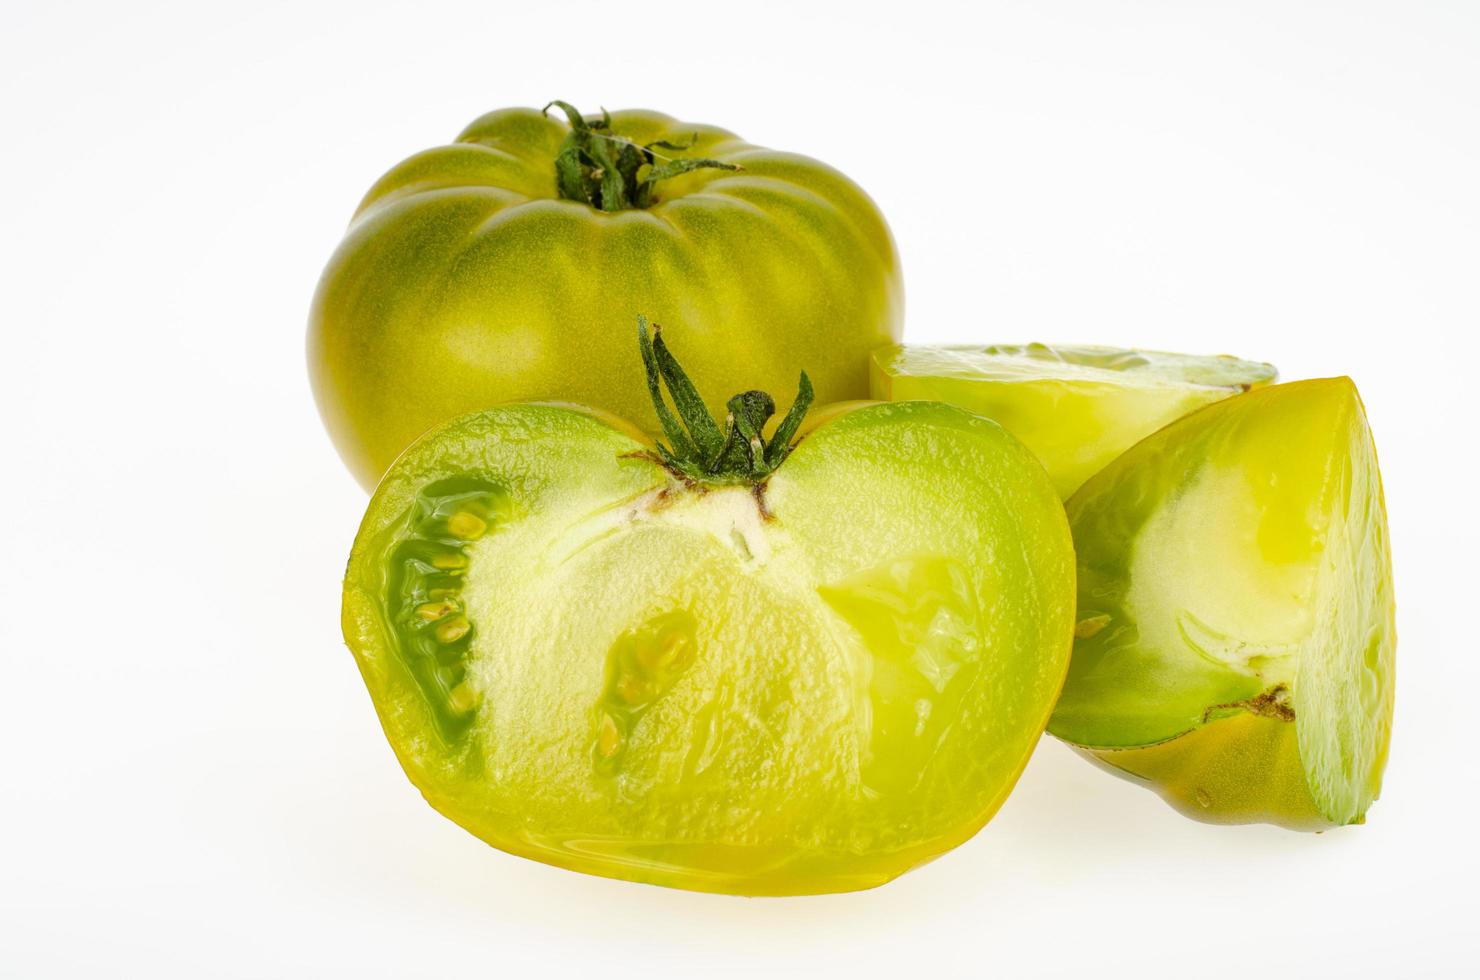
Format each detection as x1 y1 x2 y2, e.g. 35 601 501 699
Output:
309 108 903 489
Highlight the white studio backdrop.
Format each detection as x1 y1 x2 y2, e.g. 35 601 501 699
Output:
1 1 1475 977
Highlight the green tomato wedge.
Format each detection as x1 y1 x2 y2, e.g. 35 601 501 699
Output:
341 332 1075 895
1049 378 1395 830
869 343 1276 498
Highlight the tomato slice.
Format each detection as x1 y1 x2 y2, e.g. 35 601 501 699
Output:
870 343 1275 497
342 401 1075 893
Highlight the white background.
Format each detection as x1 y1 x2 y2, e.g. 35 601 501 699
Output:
2 2 1476 977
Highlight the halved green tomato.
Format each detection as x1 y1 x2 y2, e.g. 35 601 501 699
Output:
869 343 1276 498
342 390 1075 894
1049 378 1395 829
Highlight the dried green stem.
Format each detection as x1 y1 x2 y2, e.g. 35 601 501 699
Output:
636 316 811 485
543 101 741 211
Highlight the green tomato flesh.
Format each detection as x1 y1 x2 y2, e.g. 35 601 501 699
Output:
310 107 903 489
1050 378 1395 829
342 402 1075 894
870 343 1275 498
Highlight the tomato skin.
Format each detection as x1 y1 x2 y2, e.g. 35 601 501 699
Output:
309 107 903 489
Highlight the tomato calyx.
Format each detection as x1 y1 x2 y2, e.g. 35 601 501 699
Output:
636 315 812 487
543 101 742 211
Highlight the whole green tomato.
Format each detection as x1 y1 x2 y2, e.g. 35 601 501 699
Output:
309 102 902 489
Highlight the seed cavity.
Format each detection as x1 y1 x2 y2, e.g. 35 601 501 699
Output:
592 609 699 776
819 555 983 798
380 477 512 742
